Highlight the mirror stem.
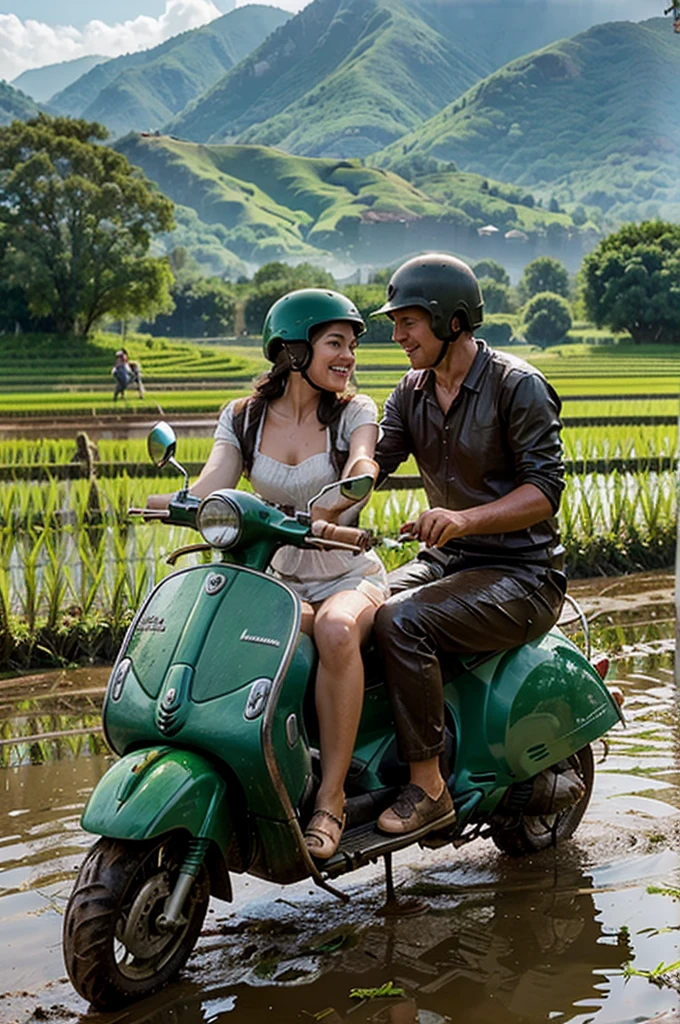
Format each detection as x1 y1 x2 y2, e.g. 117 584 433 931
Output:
169 457 190 497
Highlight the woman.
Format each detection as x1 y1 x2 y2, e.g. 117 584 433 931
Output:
148 288 388 859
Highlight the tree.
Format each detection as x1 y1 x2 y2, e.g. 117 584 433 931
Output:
518 256 570 302
244 262 336 334
478 277 513 314
521 292 572 349
581 221 680 344
141 277 236 337
472 259 510 286
0 115 175 336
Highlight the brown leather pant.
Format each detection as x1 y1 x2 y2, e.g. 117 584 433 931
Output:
373 552 567 762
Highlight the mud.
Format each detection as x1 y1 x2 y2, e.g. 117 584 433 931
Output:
0 572 676 1024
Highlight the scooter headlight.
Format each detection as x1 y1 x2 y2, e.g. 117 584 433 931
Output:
197 493 242 548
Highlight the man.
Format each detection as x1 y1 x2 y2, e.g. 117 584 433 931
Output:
371 253 580 836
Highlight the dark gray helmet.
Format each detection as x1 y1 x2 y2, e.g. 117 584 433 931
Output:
371 253 483 339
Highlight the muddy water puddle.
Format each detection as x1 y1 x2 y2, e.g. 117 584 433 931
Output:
0 574 677 1024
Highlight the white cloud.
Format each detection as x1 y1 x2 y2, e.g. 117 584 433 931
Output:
235 0 311 10
3 0 222 82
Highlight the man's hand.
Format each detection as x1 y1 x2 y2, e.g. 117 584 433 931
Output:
401 508 469 548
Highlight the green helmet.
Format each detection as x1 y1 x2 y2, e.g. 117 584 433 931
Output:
371 253 484 339
262 288 365 366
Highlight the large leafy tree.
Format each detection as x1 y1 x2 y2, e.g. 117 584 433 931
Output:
581 221 680 344
0 115 175 336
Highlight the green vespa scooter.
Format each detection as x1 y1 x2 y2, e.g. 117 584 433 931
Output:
62 423 624 1010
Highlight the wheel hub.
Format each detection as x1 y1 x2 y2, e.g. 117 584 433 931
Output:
121 871 174 958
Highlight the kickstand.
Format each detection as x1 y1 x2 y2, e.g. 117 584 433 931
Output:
376 852 426 917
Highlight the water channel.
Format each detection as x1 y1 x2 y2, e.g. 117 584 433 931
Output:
0 573 677 1024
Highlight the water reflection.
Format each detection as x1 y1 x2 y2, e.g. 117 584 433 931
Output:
0 593 677 1024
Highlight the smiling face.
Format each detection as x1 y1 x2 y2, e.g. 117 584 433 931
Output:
389 306 444 369
306 320 358 390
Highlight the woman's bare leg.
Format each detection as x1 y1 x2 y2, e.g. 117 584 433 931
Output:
311 589 379 830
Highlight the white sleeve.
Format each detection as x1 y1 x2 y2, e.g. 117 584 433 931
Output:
214 401 242 450
338 394 380 449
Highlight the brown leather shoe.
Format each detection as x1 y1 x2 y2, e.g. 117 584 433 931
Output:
377 783 454 835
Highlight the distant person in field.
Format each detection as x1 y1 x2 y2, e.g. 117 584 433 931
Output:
111 349 132 401
112 348 144 399
665 1 680 30
129 358 145 398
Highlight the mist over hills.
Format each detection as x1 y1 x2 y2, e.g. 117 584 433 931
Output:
373 18 680 222
167 0 664 157
12 55 107 104
48 5 290 137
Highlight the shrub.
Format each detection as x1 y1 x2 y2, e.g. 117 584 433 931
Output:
521 292 572 348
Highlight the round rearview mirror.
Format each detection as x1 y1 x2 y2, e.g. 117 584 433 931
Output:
148 422 177 467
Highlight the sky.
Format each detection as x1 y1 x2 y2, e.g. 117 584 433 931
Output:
1 0 312 81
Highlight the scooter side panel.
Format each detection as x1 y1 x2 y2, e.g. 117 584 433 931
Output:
449 630 620 786
442 629 621 819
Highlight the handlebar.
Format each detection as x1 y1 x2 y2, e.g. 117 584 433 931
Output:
310 520 372 552
128 507 171 519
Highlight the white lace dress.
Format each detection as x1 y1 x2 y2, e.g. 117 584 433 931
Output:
214 394 389 605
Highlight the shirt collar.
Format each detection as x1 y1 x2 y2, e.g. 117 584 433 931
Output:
414 338 490 396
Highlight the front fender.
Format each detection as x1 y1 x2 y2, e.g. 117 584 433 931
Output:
82 747 234 855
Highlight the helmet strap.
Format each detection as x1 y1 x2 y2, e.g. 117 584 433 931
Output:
301 368 329 393
282 341 312 373
430 329 462 369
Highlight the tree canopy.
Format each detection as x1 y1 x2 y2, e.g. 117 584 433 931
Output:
581 221 680 343
0 115 175 336
518 256 570 302
521 291 572 348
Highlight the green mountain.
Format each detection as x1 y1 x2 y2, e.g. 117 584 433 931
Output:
373 18 680 222
48 5 290 137
12 55 107 104
168 0 663 157
116 133 583 272
0 82 41 126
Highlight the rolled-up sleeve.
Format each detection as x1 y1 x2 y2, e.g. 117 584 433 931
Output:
503 373 565 513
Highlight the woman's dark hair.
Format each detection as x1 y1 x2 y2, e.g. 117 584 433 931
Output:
231 334 353 476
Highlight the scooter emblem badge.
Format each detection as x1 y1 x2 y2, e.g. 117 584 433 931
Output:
205 574 227 595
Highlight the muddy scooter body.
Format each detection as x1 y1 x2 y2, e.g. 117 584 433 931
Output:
63 423 624 1010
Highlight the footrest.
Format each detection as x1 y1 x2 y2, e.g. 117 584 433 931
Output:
322 810 457 879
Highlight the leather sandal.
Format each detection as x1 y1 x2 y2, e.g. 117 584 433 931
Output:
303 807 346 860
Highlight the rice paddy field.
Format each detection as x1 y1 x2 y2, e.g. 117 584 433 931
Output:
0 331 677 670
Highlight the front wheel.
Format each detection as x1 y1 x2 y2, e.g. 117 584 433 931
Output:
490 745 594 857
63 834 210 1010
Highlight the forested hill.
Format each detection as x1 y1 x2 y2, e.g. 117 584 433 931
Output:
167 0 663 156
373 18 680 222
0 82 41 127
48 5 290 137
12 55 107 104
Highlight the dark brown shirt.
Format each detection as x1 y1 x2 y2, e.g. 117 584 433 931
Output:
376 339 564 562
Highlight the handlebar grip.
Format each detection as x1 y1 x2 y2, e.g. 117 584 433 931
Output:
311 520 371 551
128 507 170 519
